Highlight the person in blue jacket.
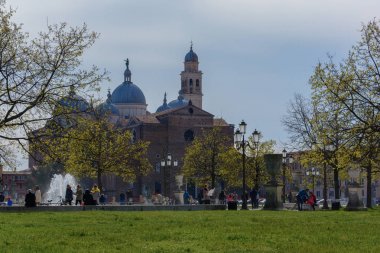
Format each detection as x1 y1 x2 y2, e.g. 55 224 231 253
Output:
296 189 309 211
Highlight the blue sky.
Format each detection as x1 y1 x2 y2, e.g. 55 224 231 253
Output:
6 0 380 168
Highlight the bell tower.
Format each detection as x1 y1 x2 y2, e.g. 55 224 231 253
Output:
180 43 203 108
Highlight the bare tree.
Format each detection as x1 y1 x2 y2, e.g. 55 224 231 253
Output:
0 1 106 166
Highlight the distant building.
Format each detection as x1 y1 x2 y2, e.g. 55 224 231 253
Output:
1 169 32 202
287 151 379 205
29 46 234 200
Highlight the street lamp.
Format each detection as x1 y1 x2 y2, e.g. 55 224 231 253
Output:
252 129 260 192
161 153 178 197
282 149 293 203
306 168 320 194
234 120 252 210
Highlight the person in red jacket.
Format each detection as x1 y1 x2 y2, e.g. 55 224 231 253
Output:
307 191 317 210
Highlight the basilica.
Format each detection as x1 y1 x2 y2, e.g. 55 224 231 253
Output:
30 46 234 200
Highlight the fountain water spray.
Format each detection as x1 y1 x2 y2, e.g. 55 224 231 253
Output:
44 174 77 203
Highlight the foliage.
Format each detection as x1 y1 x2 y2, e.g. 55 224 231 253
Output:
0 210 380 252
32 110 152 189
219 135 276 190
182 127 231 188
283 20 380 206
0 0 106 165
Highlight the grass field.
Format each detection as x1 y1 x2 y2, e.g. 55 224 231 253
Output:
0 208 379 253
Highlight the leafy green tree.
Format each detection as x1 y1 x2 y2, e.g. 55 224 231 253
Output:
182 127 231 188
33 109 152 190
219 135 276 190
0 1 106 165
284 20 380 207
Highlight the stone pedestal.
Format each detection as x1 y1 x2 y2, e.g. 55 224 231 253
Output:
345 186 367 211
174 191 184 205
263 185 284 210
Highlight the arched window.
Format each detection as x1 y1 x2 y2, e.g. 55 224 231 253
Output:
184 129 194 141
196 79 200 87
189 79 193 87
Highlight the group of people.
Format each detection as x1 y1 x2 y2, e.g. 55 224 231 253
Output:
65 184 103 206
0 191 13 206
296 188 317 211
23 184 104 207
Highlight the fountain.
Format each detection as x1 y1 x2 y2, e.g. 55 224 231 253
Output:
43 174 78 204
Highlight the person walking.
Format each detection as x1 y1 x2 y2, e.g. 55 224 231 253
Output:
307 191 317 211
250 188 258 209
296 188 309 211
75 185 83 206
35 186 42 206
83 189 95 205
183 191 190 204
65 184 73 205
25 189 36 207
91 184 100 205
218 190 226 205
0 192 5 205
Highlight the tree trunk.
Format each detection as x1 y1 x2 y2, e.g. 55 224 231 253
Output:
211 153 215 189
322 162 329 209
333 168 340 200
366 163 372 208
97 166 102 192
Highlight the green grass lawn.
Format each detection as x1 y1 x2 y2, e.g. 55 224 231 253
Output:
0 208 379 253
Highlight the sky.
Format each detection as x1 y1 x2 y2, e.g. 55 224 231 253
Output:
5 0 380 169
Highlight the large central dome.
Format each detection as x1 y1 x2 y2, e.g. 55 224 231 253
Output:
111 59 146 104
111 81 146 104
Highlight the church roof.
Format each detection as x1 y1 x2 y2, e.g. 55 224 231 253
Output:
213 118 230 126
134 115 160 124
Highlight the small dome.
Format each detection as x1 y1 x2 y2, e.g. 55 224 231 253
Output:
111 60 146 104
97 90 120 115
185 45 198 62
57 86 89 112
168 91 188 109
156 92 171 113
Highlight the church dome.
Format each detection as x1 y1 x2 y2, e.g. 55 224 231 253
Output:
168 91 188 109
97 90 120 115
184 45 198 62
111 82 146 104
57 86 89 112
111 59 146 104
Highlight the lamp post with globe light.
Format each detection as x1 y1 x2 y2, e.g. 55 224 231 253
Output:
282 149 293 203
252 129 260 192
306 168 320 194
234 120 255 210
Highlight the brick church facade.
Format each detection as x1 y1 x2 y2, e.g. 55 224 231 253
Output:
30 46 234 200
